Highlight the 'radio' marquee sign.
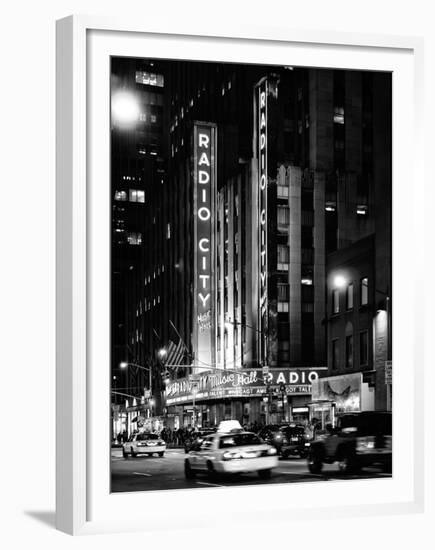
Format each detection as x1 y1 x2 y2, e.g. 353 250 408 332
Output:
193 123 217 371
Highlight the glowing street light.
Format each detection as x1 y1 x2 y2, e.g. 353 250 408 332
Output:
333 274 347 289
111 91 140 126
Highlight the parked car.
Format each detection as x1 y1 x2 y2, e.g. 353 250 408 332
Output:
307 411 392 474
280 425 312 458
184 430 278 480
123 432 166 458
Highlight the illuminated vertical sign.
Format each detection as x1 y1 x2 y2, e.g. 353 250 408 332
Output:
193 123 216 372
257 80 268 365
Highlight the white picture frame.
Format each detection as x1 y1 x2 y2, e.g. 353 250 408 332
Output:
56 15 425 535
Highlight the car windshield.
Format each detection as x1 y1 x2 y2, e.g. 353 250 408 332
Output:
339 414 392 436
136 433 159 441
219 433 262 448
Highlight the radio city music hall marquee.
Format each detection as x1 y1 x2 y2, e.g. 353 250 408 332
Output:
193 123 217 369
165 368 326 405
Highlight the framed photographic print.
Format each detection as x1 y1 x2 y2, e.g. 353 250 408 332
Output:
56 15 425 535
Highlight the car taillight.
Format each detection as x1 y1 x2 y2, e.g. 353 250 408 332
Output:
356 436 375 451
223 451 242 461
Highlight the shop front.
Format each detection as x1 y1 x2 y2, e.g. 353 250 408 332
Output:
309 372 375 429
164 367 326 429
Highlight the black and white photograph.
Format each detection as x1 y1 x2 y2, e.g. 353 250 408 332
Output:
110 57 392 493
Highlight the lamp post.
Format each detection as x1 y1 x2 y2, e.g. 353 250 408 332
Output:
225 316 273 422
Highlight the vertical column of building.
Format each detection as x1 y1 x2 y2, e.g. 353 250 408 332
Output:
372 72 392 410
313 171 326 364
288 166 302 363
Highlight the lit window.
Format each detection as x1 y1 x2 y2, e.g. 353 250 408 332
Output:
277 206 290 227
333 106 345 124
129 189 145 203
356 205 368 216
127 232 142 245
139 113 147 122
278 302 289 312
166 223 171 239
135 71 164 87
325 201 336 212
150 115 157 123
114 190 127 201
346 335 353 368
301 277 313 286
346 283 354 309
360 277 368 305
277 245 289 271
332 289 339 314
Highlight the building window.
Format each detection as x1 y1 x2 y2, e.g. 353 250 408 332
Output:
277 283 289 301
129 189 145 203
127 232 142 245
277 206 290 227
360 331 368 365
332 288 339 314
333 106 345 124
135 71 164 87
277 245 289 271
332 339 339 370
360 277 368 305
114 190 127 201
346 283 354 310
346 335 353 368
278 302 289 312
166 223 171 239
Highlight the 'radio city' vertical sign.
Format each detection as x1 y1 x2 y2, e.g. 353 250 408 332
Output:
193 123 217 372
256 79 268 365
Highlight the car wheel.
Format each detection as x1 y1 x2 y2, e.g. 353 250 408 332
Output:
338 453 360 474
122 449 128 459
184 459 196 479
281 450 289 459
307 451 323 474
207 460 217 480
130 446 137 458
258 469 272 480
158 452 164 457
299 450 308 459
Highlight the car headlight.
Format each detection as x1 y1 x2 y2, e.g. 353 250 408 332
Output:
267 447 277 455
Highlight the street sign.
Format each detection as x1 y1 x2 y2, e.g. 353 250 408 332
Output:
385 360 392 385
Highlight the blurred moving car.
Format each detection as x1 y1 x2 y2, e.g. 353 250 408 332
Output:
184 430 278 480
184 428 216 453
280 425 312 458
307 411 392 474
123 432 166 458
258 423 311 456
258 424 292 454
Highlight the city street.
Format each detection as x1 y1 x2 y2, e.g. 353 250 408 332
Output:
111 448 392 492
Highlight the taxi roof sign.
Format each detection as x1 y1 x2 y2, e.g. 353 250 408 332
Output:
216 420 243 433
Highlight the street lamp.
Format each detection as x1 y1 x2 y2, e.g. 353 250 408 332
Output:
119 361 152 403
111 91 140 126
